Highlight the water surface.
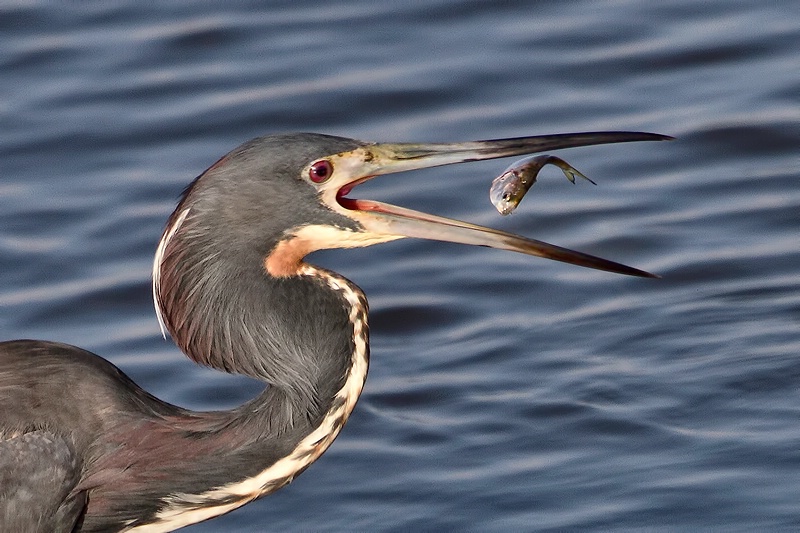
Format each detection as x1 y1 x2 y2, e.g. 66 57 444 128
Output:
2 1 799 530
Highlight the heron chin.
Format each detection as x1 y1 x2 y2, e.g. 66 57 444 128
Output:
0 131 669 531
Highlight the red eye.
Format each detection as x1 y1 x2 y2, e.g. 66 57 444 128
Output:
308 160 333 183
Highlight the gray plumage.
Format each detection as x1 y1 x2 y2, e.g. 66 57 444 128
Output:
1 135 367 531
0 430 85 532
0 131 666 531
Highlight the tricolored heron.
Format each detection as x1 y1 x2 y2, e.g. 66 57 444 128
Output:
0 131 669 531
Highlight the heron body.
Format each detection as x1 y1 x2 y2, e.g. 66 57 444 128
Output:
0 132 669 531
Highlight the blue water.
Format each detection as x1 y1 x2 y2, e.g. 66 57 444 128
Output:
2 1 799 530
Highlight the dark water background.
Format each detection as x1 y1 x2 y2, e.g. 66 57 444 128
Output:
2 1 799 530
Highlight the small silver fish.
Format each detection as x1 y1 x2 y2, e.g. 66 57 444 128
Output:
489 155 596 215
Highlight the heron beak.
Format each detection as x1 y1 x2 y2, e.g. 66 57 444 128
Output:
319 132 671 278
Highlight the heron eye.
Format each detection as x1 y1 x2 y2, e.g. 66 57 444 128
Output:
309 160 333 183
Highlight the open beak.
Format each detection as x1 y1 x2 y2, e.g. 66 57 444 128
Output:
316 131 671 278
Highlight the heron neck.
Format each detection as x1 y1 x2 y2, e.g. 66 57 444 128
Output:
82 265 371 531
132 265 371 529
226 264 371 437
156 240 369 429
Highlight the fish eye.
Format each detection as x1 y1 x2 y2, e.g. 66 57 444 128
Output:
308 160 333 183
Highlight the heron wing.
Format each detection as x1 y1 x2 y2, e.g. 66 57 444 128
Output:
0 430 87 533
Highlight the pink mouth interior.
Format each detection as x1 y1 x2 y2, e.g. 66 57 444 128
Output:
336 177 387 213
